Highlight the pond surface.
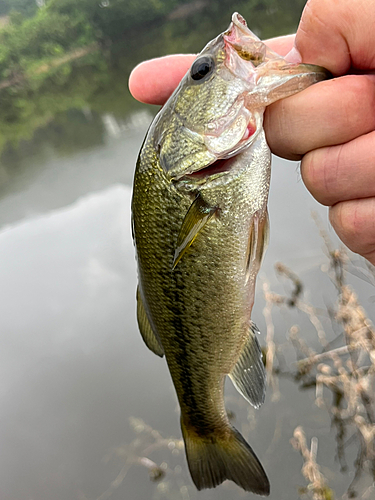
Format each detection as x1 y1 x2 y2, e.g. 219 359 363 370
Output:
0 4 374 500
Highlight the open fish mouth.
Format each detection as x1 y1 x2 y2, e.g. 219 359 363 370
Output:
176 151 250 190
162 11 329 184
170 123 259 185
185 158 234 180
180 114 260 183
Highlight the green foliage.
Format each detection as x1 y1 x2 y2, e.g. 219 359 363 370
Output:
8 10 26 26
47 0 180 41
0 0 307 157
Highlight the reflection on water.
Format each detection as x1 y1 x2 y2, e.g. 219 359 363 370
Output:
1 108 374 500
0 109 152 228
102 110 153 138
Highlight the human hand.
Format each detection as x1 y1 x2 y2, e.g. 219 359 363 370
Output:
129 1 375 265
266 0 375 266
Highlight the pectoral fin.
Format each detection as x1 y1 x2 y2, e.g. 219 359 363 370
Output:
136 287 164 357
173 194 217 269
246 211 269 282
229 322 266 408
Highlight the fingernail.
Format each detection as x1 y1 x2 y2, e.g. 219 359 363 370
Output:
285 46 302 63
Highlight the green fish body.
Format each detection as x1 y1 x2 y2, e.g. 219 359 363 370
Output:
132 13 328 495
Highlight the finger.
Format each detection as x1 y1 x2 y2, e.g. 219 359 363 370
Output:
329 198 375 265
128 54 195 105
265 74 375 160
295 0 375 74
128 36 295 105
266 34 295 56
301 131 375 206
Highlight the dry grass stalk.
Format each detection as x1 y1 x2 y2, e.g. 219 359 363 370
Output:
275 262 328 348
267 241 375 498
262 280 281 400
291 426 333 500
96 417 185 500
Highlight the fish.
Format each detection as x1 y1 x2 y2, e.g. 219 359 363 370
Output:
131 12 329 495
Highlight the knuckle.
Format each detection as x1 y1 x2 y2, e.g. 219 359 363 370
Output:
301 147 340 206
330 200 375 255
331 203 360 242
301 0 326 27
301 152 321 199
343 75 375 131
265 101 302 160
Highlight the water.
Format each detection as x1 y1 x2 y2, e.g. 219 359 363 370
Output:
1 5 374 500
0 106 371 500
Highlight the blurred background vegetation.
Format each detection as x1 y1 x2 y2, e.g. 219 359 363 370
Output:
0 0 306 156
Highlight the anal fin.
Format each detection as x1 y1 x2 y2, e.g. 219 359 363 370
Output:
229 322 266 408
136 287 164 357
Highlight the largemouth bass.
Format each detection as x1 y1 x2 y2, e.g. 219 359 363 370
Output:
132 13 328 495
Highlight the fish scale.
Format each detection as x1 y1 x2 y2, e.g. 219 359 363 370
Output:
132 12 329 494
135 136 257 410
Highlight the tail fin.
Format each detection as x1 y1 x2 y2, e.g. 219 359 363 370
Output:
181 420 270 495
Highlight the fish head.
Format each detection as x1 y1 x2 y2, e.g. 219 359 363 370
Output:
153 12 329 184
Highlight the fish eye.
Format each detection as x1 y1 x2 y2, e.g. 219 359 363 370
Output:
190 56 215 81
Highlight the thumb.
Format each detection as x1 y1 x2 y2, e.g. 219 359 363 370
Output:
294 0 375 75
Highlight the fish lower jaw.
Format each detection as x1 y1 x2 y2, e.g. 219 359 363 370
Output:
184 157 233 180
172 157 236 191
173 127 261 190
